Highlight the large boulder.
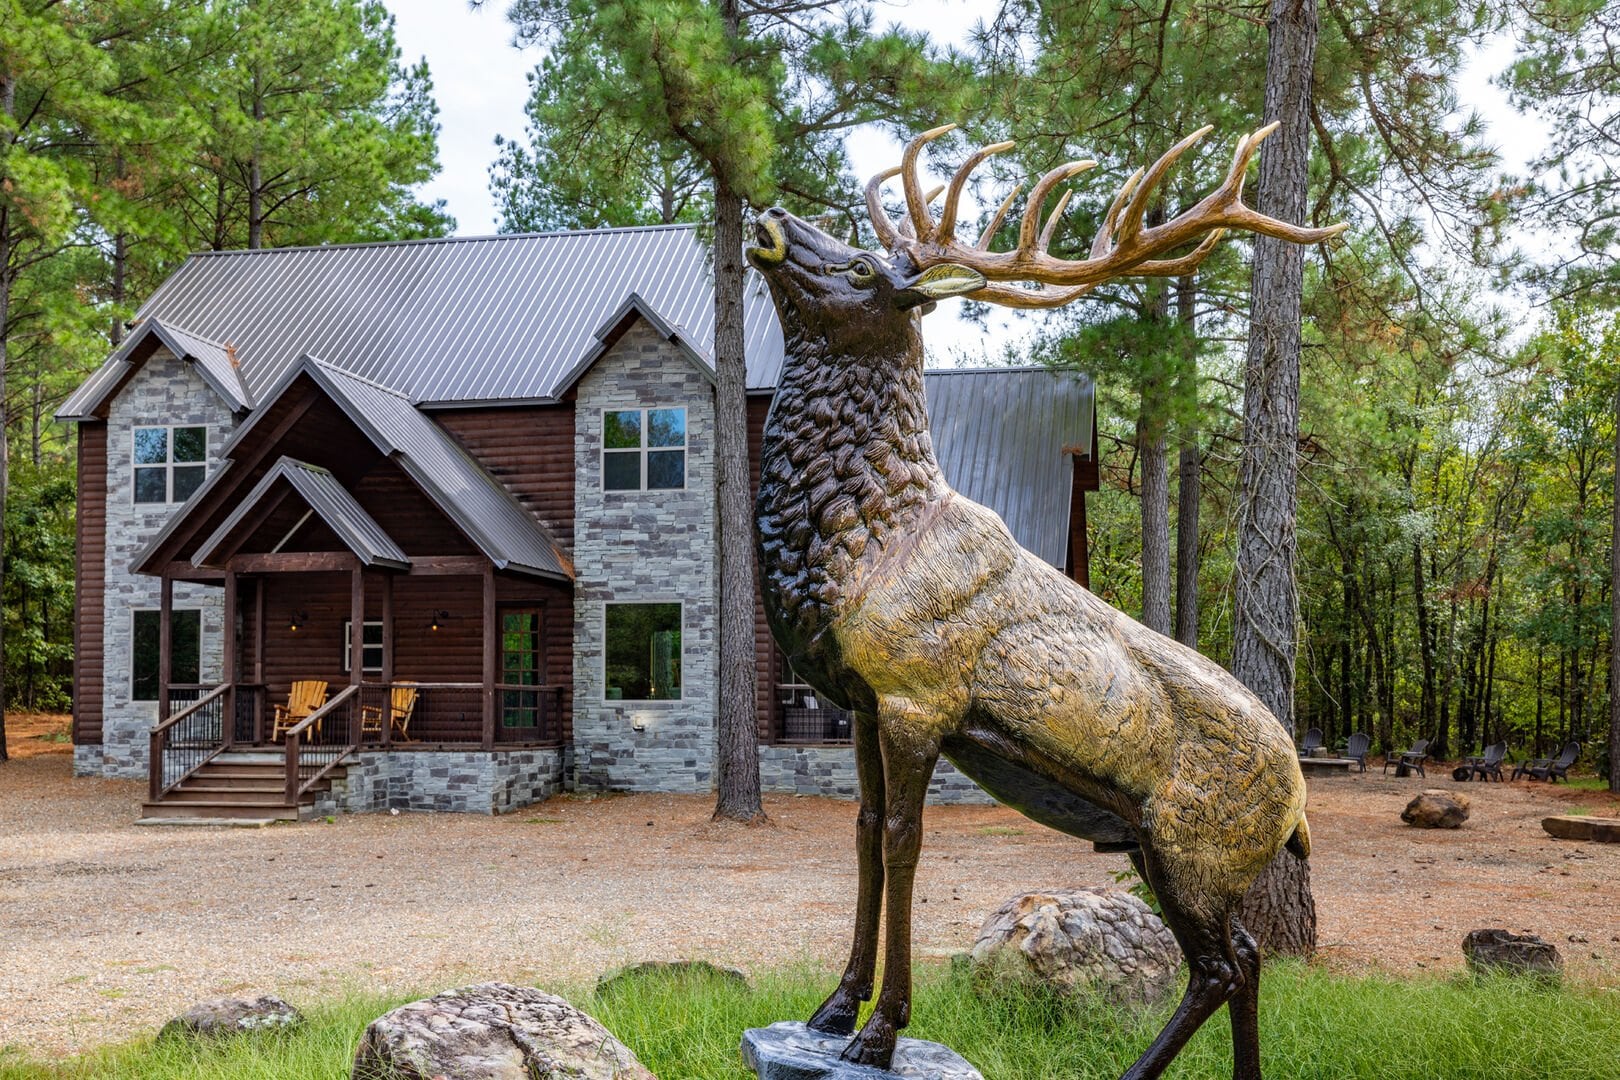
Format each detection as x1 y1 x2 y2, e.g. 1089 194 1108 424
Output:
1401 789 1471 829
968 887 1181 1006
1462 929 1563 981
158 995 302 1040
742 1021 983 1080
352 982 655 1080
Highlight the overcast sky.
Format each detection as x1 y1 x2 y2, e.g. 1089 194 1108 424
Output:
386 1 1536 362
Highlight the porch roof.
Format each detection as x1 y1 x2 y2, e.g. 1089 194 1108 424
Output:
193 457 410 570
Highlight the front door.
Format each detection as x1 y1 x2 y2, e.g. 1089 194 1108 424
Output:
500 606 546 737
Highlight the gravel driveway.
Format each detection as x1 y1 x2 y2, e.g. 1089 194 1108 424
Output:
4 750 1618 1055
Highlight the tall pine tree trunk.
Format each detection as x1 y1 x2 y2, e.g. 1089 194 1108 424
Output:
1610 385 1620 793
1139 275 1171 636
0 206 10 764
1231 0 1320 958
1174 274 1200 649
710 0 763 822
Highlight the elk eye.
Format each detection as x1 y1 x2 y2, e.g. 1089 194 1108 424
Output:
846 258 878 284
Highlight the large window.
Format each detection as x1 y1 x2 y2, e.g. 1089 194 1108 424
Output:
342 621 384 674
133 426 207 504
604 602 682 701
131 609 202 700
501 607 545 728
603 407 686 491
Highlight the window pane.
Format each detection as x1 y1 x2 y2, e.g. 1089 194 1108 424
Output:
134 427 168 465
171 611 201 684
132 611 160 700
647 408 685 448
134 468 168 503
172 465 206 502
603 410 642 450
172 427 207 462
603 451 641 491
362 646 384 672
363 623 384 645
647 450 685 489
605 603 682 701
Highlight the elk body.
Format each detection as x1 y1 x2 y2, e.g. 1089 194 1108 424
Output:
748 126 1343 1080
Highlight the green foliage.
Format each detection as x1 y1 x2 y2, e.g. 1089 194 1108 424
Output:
6 966 1620 1079
2 459 75 711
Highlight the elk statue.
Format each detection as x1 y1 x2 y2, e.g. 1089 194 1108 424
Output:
747 123 1345 1080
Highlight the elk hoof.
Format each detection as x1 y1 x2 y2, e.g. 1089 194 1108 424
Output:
840 1016 897 1069
806 991 859 1037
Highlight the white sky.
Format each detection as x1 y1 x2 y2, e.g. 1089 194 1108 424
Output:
387 1 1540 363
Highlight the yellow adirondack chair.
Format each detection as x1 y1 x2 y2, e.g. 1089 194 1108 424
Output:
271 680 329 739
360 682 418 740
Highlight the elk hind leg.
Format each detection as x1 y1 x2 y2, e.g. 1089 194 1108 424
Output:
808 712 884 1036
1227 918 1262 1080
1120 851 1245 1080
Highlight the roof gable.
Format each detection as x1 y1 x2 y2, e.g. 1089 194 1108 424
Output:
58 318 252 420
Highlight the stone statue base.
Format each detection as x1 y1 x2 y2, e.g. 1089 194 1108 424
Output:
741 1021 984 1080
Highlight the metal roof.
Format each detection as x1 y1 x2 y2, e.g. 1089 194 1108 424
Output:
925 367 1094 568
59 317 252 419
59 226 784 416
193 457 409 570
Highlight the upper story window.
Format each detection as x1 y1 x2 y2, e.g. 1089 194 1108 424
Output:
603 407 686 491
133 425 207 504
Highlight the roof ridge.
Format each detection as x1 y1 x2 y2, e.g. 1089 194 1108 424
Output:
144 317 234 352
307 356 415 402
184 223 699 259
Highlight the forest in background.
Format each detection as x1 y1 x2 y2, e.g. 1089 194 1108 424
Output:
3 0 1618 777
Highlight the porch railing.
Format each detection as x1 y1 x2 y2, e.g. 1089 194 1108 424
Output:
284 685 360 804
352 682 564 747
149 683 230 802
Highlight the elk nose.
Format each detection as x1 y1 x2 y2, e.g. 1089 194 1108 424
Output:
762 207 788 220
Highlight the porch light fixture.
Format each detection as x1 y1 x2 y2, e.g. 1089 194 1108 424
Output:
288 610 309 633
429 609 450 632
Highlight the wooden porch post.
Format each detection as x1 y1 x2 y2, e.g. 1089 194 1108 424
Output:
222 570 237 745
482 566 496 750
351 567 366 746
253 577 266 742
158 575 173 721
380 572 394 748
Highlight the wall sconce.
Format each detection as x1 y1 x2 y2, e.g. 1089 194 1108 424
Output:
429 609 450 632
288 610 309 633
631 718 647 733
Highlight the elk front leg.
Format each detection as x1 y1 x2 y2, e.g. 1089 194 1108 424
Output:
807 711 884 1036
841 709 940 1069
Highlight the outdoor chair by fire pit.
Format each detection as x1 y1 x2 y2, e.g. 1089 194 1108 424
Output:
1343 732 1370 773
1462 742 1508 782
1298 727 1324 757
1383 738 1430 777
1513 741 1579 782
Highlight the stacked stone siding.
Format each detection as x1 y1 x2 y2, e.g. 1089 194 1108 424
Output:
96 351 236 778
323 750 564 815
572 321 717 793
757 746 993 805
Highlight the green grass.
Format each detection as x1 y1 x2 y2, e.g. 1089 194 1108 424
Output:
3 964 1618 1080
1563 776 1616 795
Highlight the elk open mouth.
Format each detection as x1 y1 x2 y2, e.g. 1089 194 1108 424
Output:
747 216 786 267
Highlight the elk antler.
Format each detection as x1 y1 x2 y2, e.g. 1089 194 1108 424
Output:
866 123 1348 309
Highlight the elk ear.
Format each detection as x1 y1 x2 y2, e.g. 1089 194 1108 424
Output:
897 264 986 310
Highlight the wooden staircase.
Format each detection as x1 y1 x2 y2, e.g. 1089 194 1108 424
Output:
139 750 349 825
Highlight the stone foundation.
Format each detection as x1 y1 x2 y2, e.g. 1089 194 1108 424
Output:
315 749 565 816
757 745 993 805
73 744 105 777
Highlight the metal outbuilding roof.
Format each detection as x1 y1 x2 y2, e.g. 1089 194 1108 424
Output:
59 226 784 415
193 457 409 570
925 367 1094 568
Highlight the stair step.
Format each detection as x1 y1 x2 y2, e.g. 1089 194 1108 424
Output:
164 788 289 803
140 801 298 821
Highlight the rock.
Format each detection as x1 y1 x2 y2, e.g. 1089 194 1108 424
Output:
1543 815 1620 843
968 887 1181 1007
1462 929 1563 981
1401 789 1471 829
159 995 302 1039
597 959 750 997
351 982 654 1080
741 1021 983 1080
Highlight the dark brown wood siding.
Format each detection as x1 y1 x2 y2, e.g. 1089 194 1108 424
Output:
433 403 576 551
74 424 108 745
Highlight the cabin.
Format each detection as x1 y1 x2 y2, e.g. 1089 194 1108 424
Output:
57 225 1098 821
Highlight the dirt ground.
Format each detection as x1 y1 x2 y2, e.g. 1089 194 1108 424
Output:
3 716 1619 1055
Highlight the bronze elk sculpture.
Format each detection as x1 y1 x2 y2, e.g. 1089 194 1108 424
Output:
748 123 1345 1080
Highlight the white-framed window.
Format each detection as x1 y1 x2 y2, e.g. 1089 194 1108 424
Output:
131 609 202 700
133 425 208 504
602 407 686 491
603 602 682 701
342 620 385 674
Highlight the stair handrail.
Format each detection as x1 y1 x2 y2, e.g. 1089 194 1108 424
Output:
284 684 360 805
148 683 231 802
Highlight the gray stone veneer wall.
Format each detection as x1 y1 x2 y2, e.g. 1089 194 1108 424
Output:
757 746 994 805
317 750 564 816
95 350 236 778
572 321 717 793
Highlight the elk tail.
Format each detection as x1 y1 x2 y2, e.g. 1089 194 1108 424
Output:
1285 813 1311 859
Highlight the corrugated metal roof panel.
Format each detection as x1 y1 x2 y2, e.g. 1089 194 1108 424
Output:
193 457 409 569
57 317 251 419
924 368 1094 568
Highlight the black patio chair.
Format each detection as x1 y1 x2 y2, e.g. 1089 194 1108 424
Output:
1344 732 1370 773
1298 727 1324 756
1383 737 1430 777
1513 741 1579 782
1464 741 1508 782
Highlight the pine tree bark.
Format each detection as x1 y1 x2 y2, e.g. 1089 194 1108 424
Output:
1174 274 1200 649
1610 385 1620 794
710 0 764 822
1139 275 1172 636
1231 0 1320 958
0 67 12 763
